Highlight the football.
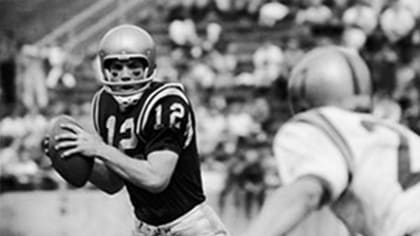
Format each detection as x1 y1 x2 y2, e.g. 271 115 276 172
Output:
45 115 94 187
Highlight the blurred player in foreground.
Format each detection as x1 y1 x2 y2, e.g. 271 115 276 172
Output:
51 24 228 236
245 46 420 236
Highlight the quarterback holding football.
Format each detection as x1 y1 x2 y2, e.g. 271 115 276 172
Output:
245 46 420 236
44 24 229 236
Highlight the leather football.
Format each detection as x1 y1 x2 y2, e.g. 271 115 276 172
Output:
46 115 94 187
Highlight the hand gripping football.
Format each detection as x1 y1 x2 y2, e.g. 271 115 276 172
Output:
45 115 94 187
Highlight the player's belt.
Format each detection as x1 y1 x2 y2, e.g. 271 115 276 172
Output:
135 220 172 236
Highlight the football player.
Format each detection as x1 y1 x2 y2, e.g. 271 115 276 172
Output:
244 46 420 236
51 24 229 236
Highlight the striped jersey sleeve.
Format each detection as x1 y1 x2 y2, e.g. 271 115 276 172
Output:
91 88 104 134
273 110 351 202
136 83 194 155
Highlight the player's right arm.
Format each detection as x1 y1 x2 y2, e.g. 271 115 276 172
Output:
89 160 124 194
245 112 351 236
245 176 325 236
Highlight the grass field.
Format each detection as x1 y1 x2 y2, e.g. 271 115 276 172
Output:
0 171 349 236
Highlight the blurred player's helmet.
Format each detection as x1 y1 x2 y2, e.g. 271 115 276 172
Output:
288 46 372 114
98 24 156 108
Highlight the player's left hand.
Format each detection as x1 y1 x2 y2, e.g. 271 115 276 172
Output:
54 123 105 158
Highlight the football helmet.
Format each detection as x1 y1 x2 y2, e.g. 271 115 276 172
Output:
98 24 156 108
288 46 372 114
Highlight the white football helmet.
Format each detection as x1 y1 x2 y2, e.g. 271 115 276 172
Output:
288 46 372 114
98 24 157 108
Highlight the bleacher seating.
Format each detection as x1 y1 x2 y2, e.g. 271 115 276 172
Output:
0 0 97 43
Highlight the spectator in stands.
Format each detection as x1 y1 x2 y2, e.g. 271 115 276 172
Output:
239 145 267 219
168 17 200 55
61 71 77 88
0 112 26 139
208 45 238 88
248 96 271 128
21 106 48 155
341 27 368 51
252 41 284 87
399 0 420 19
17 44 48 110
45 44 67 88
282 38 304 75
187 60 217 90
380 1 416 43
372 91 402 122
202 22 223 53
0 136 20 174
341 1 378 51
295 0 334 26
0 135 40 192
390 62 420 133
218 144 245 215
258 1 290 27
393 63 417 101
342 2 378 36
0 136 21 191
226 100 262 139
195 104 228 162
260 145 280 192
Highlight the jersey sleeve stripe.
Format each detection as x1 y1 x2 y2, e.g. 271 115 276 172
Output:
91 88 103 133
295 111 354 179
136 83 188 135
184 113 193 148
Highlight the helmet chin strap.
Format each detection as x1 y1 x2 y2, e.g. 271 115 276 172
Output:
113 92 143 110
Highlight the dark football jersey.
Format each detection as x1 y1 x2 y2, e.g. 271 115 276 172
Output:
91 81 205 225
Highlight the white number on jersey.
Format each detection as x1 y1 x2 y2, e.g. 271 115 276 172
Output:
105 116 138 150
153 102 185 130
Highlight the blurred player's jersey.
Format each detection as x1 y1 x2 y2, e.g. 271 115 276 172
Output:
274 106 420 236
92 81 205 225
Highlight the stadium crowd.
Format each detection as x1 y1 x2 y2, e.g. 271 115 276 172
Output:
1 0 420 218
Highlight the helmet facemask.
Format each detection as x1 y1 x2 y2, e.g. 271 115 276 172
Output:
101 55 155 109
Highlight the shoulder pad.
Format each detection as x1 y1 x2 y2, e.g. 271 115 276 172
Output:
91 88 106 132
